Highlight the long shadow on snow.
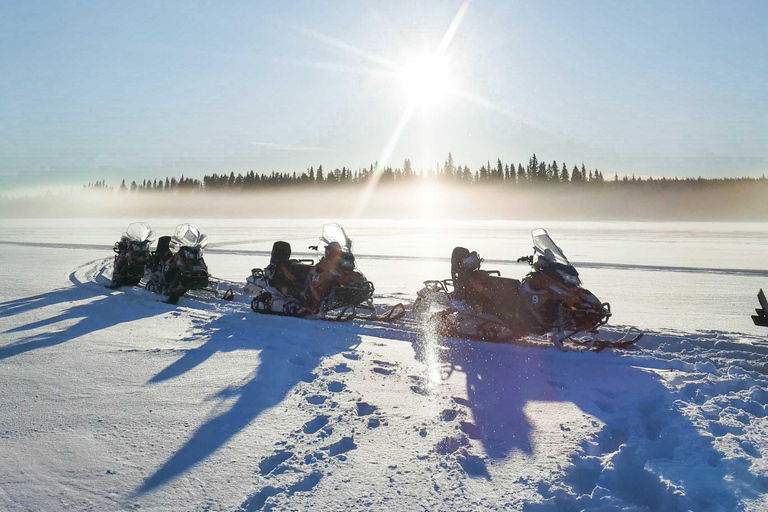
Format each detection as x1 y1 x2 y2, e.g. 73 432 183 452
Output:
414 335 747 511
136 311 362 495
0 268 164 360
0 265 112 320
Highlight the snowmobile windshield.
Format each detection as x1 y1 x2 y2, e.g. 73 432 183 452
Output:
320 223 353 254
531 229 571 267
171 224 209 252
122 222 156 243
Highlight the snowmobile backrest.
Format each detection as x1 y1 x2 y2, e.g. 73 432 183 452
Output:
155 236 171 256
271 241 292 265
451 247 471 279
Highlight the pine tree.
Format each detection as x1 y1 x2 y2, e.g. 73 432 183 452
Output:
527 154 539 182
561 162 569 183
445 153 455 180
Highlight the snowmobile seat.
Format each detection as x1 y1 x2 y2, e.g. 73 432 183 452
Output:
451 246 478 299
155 236 173 261
288 260 312 284
266 241 312 296
147 235 173 271
270 241 292 265
450 246 520 315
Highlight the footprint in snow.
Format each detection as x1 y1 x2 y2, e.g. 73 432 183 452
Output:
322 436 356 457
327 381 345 393
258 450 294 476
356 402 377 416
373 367 393 375
456 451 490 480
435 435 469 455
332 363 352 373
287 471 323 493
452 396 472 408
302 415 329 434
440 409 459 422
305 395 328 405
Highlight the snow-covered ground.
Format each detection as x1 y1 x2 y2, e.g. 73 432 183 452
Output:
1 219 767 511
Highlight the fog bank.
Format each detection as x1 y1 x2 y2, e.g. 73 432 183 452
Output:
2 183 768 221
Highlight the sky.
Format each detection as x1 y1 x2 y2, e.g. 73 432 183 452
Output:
1 0 767 195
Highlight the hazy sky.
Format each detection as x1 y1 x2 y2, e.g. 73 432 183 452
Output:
2 0 767 194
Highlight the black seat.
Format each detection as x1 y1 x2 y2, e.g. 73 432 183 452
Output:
149 236 173 270
156 236 172 257
270 241 292 265
451 247 472 298
450 246 520 315
266 241 311 296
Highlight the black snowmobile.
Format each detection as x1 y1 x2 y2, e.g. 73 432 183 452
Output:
109 222 156 288
414 228 642 351
145 223 211 304
751 289 768 327
244 223 404 321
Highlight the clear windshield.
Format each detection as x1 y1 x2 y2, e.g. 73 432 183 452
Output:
319 223 353 253
122 222 156 243
171 223 208 251
531 228 571 267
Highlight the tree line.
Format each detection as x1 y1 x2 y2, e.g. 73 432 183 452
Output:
84 153 765 193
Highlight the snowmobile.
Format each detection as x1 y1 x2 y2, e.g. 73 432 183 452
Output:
751 289 768 327
414 228 641 351
244 223 404 322
109 222 156 288
144 223 211 304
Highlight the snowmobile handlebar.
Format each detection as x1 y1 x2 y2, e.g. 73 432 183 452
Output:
517 255 533 264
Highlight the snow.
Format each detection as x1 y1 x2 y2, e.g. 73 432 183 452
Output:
1 219 767 511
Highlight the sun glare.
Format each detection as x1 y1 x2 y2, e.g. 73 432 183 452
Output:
397 53 453 108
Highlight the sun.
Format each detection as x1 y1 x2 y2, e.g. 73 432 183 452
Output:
397 52 453 108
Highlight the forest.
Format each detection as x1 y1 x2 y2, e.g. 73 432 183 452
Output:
83 153 766 193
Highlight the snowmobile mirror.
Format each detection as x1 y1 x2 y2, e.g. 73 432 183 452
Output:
309 245 318 251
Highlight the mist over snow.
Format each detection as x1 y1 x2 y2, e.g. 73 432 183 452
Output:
4 181 768 221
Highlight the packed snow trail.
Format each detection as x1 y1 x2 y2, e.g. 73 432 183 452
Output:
1 248 767 510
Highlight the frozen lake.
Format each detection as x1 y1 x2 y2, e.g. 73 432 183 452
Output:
1 217 767 511
2 218 766 337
